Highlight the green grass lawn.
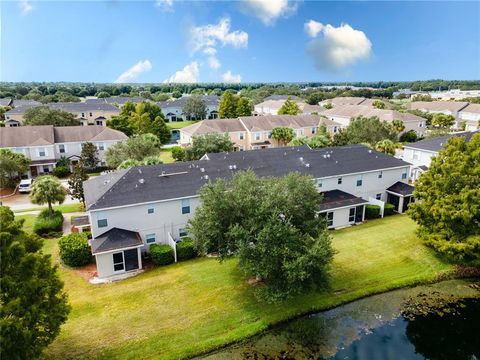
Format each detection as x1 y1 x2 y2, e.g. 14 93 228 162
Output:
159 149 175 163
14 203 84 214
16 214 37 233
42 215 452 360
167 120 197 129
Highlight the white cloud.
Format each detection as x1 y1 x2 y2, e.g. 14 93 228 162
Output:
305 21 372 71
241 0 297 26
114 60 152 83
222 70 241 83
304 20 323 38
19 0 33 15
190 17 248 55
165 62 199 83
155 0 174 11
208 56 221 70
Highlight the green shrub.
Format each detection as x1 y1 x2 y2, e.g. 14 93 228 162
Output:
33 210 64 236
365 205 381 219
150 244 174 266
176 238 196 261
400 130 417 143
52 165 70 178
171 146 185 162
58 233 93 267
384 203 395 216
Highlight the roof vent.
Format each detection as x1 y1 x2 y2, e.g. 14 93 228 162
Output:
299 157 304 161
284 152 287 156
200 167 205 172
335 160 338 164
327 154 331 158
323 154 327 159
368 149 373 153
229 165 233 170
233 164 237 169
139 178 145 184
204 174 209 180
138 169 142 174
305 163 310 167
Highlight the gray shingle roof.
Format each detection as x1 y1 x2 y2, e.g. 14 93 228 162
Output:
85 144 411 211
48 102 119 113
0 98 12 107
319 190 368 211
239 115 339 131
91 228 143 254
387 181 414 196
403 130 479 152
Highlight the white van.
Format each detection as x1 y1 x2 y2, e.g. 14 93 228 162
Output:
18 179 33 193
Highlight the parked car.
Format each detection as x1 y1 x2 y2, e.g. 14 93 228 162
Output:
18 178 33 193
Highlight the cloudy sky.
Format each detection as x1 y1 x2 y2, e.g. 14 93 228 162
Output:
2 0 479 83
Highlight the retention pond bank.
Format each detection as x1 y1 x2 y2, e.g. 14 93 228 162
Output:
200 279 480 360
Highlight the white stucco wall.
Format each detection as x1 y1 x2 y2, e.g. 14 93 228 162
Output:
95 247 142 278
403 147 436 168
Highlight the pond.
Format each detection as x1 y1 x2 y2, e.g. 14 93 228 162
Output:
201 279 480 360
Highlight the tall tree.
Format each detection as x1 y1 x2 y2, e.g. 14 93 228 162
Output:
218 92 238 119
333 116 398 146
375 139 396 155
188 171 334 301
236 97 253 116
182 95 207 120
407 134 480 264
29 176 66 217
0 206 70 359
81 142 100 169
431 113 455 129
278 98 301 115
105 133 161 168
391 119 405 133
68 164 89 206
184 133 234 161
23 106 80 126
0 148 30 187
271 127 295 146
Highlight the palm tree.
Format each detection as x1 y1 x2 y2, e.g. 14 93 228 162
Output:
30 175 66 217
375 139 396 156
391 119 405 134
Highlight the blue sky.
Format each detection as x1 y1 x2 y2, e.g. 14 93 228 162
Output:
1 1 479 83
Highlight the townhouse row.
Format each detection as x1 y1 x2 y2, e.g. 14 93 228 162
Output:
83 145 414 279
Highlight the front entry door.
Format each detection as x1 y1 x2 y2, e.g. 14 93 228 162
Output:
30 166 38 177
124 249 139 271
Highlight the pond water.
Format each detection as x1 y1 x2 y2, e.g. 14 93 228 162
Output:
201 280 480 360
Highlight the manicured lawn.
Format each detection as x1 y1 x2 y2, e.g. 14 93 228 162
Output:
159 149 175 163
14 203 84 214
16 214 36 233
167 120 197 129
43 215 452 360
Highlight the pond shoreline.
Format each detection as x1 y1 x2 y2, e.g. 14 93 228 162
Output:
193 276 480 360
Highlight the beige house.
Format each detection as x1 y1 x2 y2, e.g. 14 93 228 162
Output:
4 102 120 127
409 101 469 129
458 104 480 131
179 115 342 151
321 105 427 136
0 125 127 177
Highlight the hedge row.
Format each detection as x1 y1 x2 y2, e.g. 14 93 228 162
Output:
33 210 64 236
150 238 197 266
384 203 395 216
176 238 196 261
365 205 381 219
58 232 93 267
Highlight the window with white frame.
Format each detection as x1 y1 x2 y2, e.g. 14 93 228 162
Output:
113 252 124 271
356 175 363 187
413 151 420 160
145 233 156 244
89 112 93 117
42 165 49 173
402 170 408 180
58 144 66 153
239 145 244 151
97 143 105 151
376 193 382 200
255 132 261 141
181 199 190 214
38 148 46 157
297 129 304 136
179 228 188 237
327 212 334 227
97 212 108 228
348 208 356 222
337 177 342 185
239 132 244 140
378 171 383 179
147 207 154 214
267 131 272 139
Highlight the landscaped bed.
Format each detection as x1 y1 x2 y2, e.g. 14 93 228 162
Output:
42 215 453 360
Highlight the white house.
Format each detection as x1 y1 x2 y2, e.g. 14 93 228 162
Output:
83 145 413 279
409 101 469 129
158 95 220 122
458 104 480 131
403 130 479 180
0 125 128 177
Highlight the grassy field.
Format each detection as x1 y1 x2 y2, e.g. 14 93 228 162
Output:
41 215 452 360
159 149 175 163
13 203 84 214
167 120 197 130
16 214 37 233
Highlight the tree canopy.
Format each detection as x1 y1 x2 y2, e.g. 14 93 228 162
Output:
68 165 89 206
182 95 207 120
407 134 480 264
277 98 301 115
29 176 66 217
23 106 80 126
375 139 396 155
236 97 253 116
372 100 386 109
431 113 455 129
105 133 161 168
271 127 295 146
184 133 234 161
218 92 238 119
0 206 70 359
80 142 99 169
188 171 334 301
0 148 30 187
332 116 398 146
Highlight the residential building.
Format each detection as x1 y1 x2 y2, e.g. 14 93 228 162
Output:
4 102 120 127
0 98 13 107
320 96 369 107
83 145 413 279
179 115 342 151
458 104 480 131
321 105 427 135
0 125 127 177
254 99 306 115
409 101 469 128
158 95 220 121
403 130 479 180
428 89 480 100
